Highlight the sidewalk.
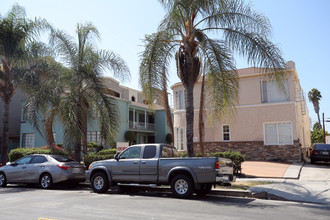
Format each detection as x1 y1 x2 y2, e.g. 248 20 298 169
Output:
211 161 330 205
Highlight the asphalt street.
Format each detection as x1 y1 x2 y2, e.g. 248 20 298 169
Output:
0 185 329 220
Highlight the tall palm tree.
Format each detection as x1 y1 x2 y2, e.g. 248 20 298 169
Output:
139 0 286 157
0 4 44 164
45 22 130 161
308 88 322 129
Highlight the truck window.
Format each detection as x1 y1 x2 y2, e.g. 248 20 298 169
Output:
161 146 179 158
119 146 141 159
143 145 156 159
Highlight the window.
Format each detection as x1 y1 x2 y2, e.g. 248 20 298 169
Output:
143 145 156 159
22 133 35 148
175 128 185 150
87 131 100 143
261 80 290 103
23 105 32 121
223 125 230 141
176 90 185 109
15 156 33 164
30 156 47 164
119 146 141 159
161 146 179 158
264 122 293 145
131 96 136 102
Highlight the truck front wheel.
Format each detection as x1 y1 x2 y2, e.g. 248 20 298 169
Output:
91 172 109 193
171 174 194 199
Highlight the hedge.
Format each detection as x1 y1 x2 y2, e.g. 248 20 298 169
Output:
84 150 117 168
9 147 69 162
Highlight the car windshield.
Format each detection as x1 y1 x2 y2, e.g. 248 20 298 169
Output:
51 155 75 162
315 144 330 151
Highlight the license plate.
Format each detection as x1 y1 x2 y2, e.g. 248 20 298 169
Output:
72 168 83 174
321 152 329 155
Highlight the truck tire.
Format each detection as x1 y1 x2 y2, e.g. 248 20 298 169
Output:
171 174 194 199
195 183 212 196
91 172 109 193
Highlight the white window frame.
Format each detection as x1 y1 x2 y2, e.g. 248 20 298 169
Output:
175 90 186 110
22 133 35 148
264 121 293 145
175 127 186 151
222 125 230 141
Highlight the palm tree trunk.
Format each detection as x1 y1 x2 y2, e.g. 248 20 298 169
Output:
82 109 88 159
161 75 174 144
199 74 206 156
185 81 195 157
1 101 9 164
74 140 81 162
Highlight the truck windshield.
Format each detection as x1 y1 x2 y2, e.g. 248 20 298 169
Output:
161 146 179 158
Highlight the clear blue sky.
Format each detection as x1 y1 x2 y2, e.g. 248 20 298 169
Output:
1 0 330 128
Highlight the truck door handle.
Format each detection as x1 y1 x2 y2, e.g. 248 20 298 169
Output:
40 165 45 168
22 167 27 169
133 161 138 164
142 161 146 164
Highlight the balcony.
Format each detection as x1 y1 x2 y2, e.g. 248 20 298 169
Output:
129 121 155 131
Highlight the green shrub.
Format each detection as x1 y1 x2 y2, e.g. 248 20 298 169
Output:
84 151 117 168
96 149 117 155
208 151 245 175
9 146 69 162
87 142 104 152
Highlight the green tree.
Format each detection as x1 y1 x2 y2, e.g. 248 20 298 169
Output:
139 0 285 156
308 88 322 129
26 22 130 162
311 122 328 144
0 4 45 164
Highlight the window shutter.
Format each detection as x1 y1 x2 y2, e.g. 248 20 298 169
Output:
265 124 278 145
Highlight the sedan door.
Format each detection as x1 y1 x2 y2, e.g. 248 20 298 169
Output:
111 146 141 182
24 155 48 183
5 156 33 182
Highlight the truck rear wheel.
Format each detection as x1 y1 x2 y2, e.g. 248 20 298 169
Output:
91 172 109 193
171 174 194 199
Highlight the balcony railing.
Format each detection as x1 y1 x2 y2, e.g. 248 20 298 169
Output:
129 121 155 131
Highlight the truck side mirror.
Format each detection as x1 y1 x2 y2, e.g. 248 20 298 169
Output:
114 154 119 161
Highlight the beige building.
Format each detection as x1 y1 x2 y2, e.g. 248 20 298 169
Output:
171 61 311 162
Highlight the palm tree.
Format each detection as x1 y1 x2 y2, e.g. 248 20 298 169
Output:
45 22 130 161
0 4 45 164
139 0 286 156
308 88 322 129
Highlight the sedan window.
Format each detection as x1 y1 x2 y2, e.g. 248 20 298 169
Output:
51 155 75 162
30 156 47 164
15 156 33 165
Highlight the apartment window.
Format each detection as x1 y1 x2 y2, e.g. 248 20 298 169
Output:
23 105 32 121
22 133 35 148
53 133 56 143
223 125 230 141
175 128 185 150
261 80 290 103
176 90 185 110
264 122 293 145
87 131 100 143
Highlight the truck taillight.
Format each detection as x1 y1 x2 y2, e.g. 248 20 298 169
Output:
215 161 220 169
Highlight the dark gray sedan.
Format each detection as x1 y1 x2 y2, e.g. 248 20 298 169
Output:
311 144 330 164
0 154 85 189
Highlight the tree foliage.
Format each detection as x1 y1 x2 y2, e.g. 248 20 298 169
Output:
139 0 286 156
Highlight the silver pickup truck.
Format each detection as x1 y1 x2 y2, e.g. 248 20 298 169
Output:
86 143 234 198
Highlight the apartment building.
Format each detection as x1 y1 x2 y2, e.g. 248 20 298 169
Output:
171 61 310 162
20 77 170 149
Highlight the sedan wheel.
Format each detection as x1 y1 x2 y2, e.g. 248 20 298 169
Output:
0 173 7 187
40 173 53 189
